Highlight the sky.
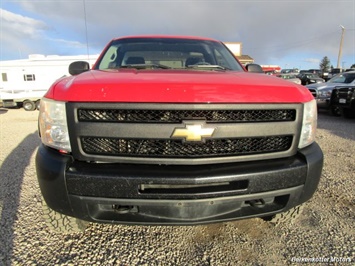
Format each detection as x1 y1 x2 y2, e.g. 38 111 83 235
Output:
0 0 354 70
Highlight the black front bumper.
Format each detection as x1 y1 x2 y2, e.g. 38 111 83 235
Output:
36 143 323 225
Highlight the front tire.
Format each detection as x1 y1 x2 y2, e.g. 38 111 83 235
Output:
262 204 304 226
41 197 88 233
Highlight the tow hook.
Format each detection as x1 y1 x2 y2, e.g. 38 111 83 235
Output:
112 205 138 214
247 199 266 208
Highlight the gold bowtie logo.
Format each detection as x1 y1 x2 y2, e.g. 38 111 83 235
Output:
171 122 215 142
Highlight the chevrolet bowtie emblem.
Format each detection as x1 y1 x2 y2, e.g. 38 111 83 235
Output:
171 122 215 142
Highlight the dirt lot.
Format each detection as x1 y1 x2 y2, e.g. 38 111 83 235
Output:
0 108 354 265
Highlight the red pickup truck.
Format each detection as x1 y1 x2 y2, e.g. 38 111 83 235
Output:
36 35 323 232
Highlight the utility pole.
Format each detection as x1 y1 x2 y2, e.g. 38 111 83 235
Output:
337 25 345 69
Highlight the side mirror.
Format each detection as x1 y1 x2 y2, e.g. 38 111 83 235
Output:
246 64 264 73
69 61 90 75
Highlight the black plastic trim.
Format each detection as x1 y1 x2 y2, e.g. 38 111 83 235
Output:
36 142 323 224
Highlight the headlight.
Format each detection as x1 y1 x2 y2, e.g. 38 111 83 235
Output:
298 99 317 149
38 98 71 152
318 90 331 97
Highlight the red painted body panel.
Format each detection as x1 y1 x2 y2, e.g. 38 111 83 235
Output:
45 69 313 103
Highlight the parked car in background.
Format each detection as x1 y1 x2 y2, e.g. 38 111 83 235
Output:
330 86 355 118
300 69 328 80
308 69 322 77
280 68 299 74
264 70 277 75
311 69 328 80
297 73 325 85
276 73 301 84
322 72 329 79
327 68 342 80
306 71 355 115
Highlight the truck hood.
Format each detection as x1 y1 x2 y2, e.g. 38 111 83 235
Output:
46 69 313 103
306 82 342 92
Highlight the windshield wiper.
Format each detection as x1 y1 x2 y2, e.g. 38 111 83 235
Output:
119 63 171 70
186 64 230 71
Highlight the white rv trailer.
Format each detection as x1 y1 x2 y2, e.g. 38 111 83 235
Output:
0 54 98 111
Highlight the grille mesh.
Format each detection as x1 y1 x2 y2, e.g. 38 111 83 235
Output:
337 87 354 98
81 136 293 158
78 109 296 123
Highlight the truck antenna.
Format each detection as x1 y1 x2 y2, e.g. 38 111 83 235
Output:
83 0 90 60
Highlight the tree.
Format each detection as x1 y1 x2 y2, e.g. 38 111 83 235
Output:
351 64 355 69
319 56 331 72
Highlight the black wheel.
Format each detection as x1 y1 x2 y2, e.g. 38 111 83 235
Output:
342 108 355 119
262 204 304 226
23 100 36 111
41 197 88 233
35 100 41 110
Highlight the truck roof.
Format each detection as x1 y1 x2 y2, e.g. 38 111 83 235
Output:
112 35 219 42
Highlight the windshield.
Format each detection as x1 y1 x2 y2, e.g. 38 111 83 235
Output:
95 37 244 71
328 72 355 84
306 74 319 79
278 74 296 79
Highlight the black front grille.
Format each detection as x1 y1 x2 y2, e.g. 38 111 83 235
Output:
81 136 293 158
67 103 301 164
78 109 296 123
337 87 354 98
332 87 355 105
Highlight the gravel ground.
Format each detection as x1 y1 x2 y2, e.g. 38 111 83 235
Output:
0 108 354 265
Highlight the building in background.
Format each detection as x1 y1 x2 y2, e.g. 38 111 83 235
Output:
224 42 254 65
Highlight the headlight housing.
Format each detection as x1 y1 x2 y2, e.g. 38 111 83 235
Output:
298 99 317 149
318 90 331 97
38 98 71 152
